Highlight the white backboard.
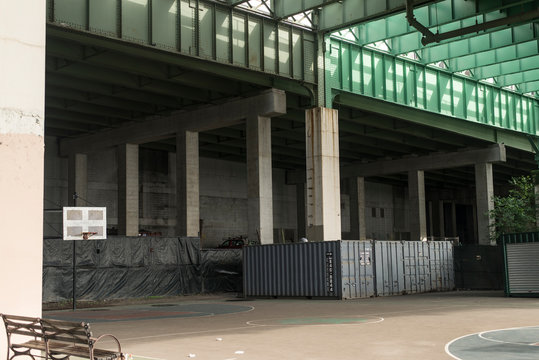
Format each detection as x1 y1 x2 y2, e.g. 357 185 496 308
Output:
63 207 107 240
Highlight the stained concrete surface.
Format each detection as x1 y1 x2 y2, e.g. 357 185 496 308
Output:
43 291 539 360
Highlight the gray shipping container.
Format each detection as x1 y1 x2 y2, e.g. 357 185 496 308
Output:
505 242 539 295
243 240 454 299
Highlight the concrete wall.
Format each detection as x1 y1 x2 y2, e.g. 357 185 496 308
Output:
43 140 297 247
0 2 46 358
342 181 405 240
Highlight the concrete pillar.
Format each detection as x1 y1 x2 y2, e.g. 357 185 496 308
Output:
428 201 434 239
168 152 177 237
296 183 306 239
247 115 273 244
438 200 445 237
408 170 427 241
117 144 139 236
451 201 457 238
305 107 341 242
68 154 88 206
475 162 495 245
176 131 200 237
0 2 46 357
349 177 366 240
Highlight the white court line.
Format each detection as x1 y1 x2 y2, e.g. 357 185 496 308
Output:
246 315 384 327
445 325 539 359
478 326 539 346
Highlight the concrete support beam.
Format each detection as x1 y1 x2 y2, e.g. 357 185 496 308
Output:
349 177 366 240
117 144 139 236
68 154 88 206
60 89 286 155
0 3 46 357
306 108 341 242
475 162 495 245
176 131 200 237
296 183 306 239
247 116 273 244
341 144 506 178
408 170 427 241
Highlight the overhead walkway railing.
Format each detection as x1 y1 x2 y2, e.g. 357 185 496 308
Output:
326 37 539 136
46 0 315 84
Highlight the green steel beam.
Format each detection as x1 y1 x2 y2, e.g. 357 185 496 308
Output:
47 39 241 96
317 0 436 33
448 40 538 72
496 69 539 88
326 38 539 138
228 0 250 6
47 0 316 88
274 0 340 19
334 91 534 153
47 24 312 98
46 57 211 103
349 0 538 44
46 85 158 114
519 81 539 94
390 23 538 63
46 73 183 109
338 110 474 148
472 55 539 80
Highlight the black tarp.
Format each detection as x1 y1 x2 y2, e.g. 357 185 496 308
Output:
200 249 243 293
43 237 242 303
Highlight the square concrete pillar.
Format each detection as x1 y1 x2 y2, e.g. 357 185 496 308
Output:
438 200 445 238
68 153 88 206
247 115 273 244
305 107 341 242
176 131 200 237
117 144 139 236
296 183 306 239
349 177 366 240
475 162 495 245
408 170 427 241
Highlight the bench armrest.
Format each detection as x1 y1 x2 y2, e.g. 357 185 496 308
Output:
92 334 123 358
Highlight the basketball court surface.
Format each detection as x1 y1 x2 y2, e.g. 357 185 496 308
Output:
43 291 539 360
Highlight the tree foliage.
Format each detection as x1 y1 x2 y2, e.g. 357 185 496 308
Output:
489 175 536 238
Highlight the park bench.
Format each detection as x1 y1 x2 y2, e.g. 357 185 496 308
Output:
1 313 124 360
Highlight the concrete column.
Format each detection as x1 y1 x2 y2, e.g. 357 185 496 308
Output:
296 183 306 239
176 131 200 237
68 154 88 206
117 144 139 236
438 200 445 237
428 201 434 239
247 115 273 244
349 177 366 240
306 107 341 242
451 201 457 237
0 2 46 357
168 152 177 237
408 170 427 241
475 162 495 245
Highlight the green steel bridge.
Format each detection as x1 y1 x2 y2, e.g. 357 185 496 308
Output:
46 0 539 187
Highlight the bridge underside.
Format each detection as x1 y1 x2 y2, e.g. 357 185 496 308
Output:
46 23 536 189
